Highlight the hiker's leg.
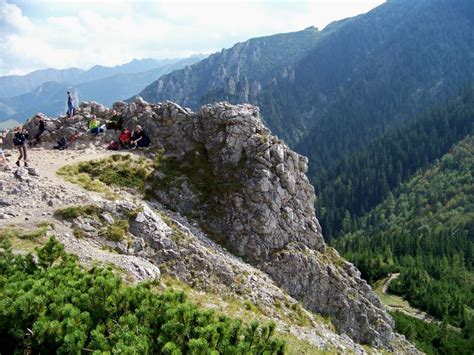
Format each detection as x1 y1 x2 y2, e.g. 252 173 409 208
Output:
16 147 23 166
22 146 28 163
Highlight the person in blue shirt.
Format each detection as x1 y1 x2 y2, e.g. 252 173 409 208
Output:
66 91 74 118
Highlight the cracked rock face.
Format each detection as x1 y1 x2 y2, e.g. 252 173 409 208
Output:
125 100 394 347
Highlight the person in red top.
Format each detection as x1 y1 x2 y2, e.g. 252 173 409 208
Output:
119 128 132 149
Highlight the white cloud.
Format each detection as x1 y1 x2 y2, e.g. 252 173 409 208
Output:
0 0 384 76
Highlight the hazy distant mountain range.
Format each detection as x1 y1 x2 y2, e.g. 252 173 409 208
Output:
0 56 206 124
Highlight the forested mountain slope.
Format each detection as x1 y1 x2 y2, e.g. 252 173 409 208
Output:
316 88 474 239
334 135 474 334
294 0 473 169
139 26 322 123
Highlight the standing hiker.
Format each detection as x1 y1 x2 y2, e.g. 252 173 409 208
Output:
66 91 74 118
13 126 29 167
31 115 46 146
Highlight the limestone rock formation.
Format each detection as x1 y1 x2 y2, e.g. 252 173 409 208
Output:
120 99 393 347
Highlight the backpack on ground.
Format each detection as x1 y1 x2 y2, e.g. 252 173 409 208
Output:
107 140 119 150
53 137 68 150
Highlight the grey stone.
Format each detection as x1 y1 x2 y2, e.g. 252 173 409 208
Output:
0 199 11 206
101 212 115 224
27 167 39 176
14 167 29 180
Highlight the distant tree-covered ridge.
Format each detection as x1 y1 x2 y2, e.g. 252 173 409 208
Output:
0 237 284 354
335 135 474 329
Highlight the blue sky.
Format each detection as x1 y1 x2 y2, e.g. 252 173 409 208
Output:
0 0 385 76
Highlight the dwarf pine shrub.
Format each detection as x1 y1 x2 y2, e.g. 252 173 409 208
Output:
0 237 285 354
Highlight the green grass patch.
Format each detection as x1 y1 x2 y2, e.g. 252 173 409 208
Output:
98 219 130 242
72 228 85 239
57 165 117 199
279 333 332 355
322 247 344 269
58 154 154 197
0 225 49 241
0 225 50 252
54 204 103 220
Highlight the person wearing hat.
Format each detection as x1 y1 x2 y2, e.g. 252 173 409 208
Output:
13 126 29 167
130 125 150 149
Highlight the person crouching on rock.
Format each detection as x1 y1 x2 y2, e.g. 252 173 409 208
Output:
13 126 29 167
119 128 132 149
88 115 103 135
106 110 123 131
131 125 150 149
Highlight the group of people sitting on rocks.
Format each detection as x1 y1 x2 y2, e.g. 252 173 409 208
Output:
118 125 151 149
85 111 151 150
67 92 150 150
1 96 152 169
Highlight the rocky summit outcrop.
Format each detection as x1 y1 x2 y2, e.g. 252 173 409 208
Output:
7 98 394 348
119 98 392 347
